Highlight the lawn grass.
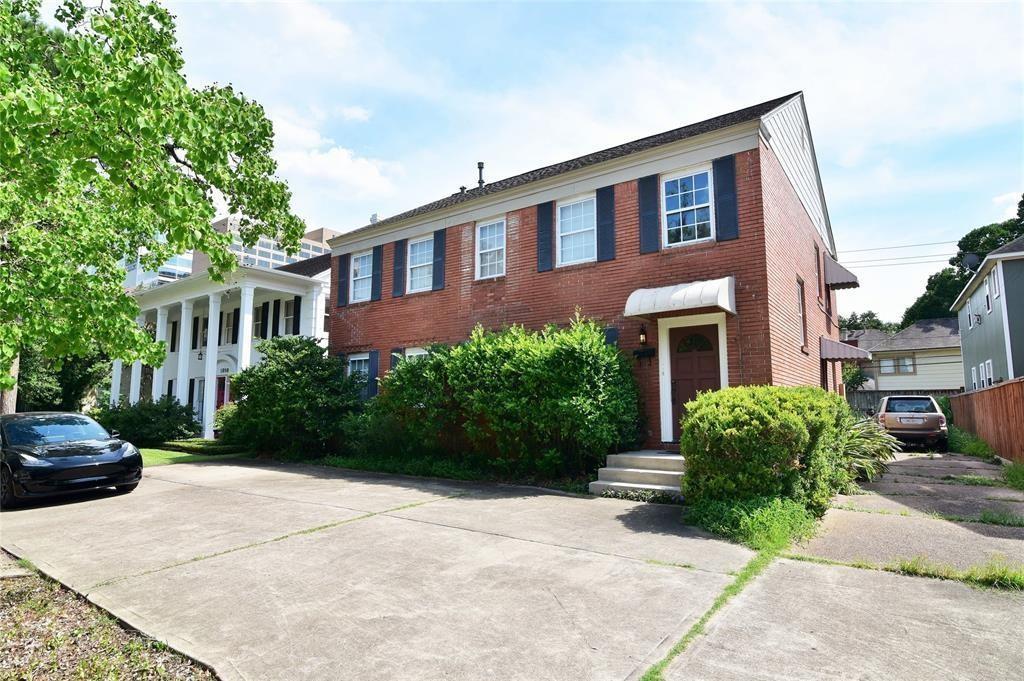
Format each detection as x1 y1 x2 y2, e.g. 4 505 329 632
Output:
0 561 214 679
684 497 817 552
155 438 250 455
141 448 250 467
785 553 1024 592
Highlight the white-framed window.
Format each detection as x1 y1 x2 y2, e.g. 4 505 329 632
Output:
971 366 978 390
898 355 915 374
407 236 434 293
283 299 295 335
992 269 1001 298
476 218 506 279
978 362 987 387
796 278 807 348
880 358 896 374
347 352 370 378
253 305 264 338
967 299 973 328
985 359 994 386
221 312 234 346
556 195 596 266
405 347 429 360
662 167 714 247
984 276 992 313
350 250 373 303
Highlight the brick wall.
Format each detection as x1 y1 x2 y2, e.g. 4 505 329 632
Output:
330 147 833 444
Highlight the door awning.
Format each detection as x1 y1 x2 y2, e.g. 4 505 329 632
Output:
825 256 860 290
821 336 871 360
624 276 736 317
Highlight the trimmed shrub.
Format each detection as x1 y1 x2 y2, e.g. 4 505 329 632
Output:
680 386 852 516
92 395 199 446
370 315 641 478
220 336 363 456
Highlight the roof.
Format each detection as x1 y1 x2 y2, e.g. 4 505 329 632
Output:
840 328 890 350
988 233 1024 257
951 233 1024 310
334 92 801 242
871 318 960 352
275 253 332 277
821 337 871 360
624 277 736 317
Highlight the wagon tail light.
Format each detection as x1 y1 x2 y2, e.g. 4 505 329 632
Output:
939 415 947 427
878 413 886 425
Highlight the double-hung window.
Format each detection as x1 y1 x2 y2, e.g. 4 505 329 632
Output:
476 218 506 279
880 358 896 374
253 306 264 338
350 250 373 303
985 359 994 386
556 196 596 266
992 270 1001 298
221 312 234 346
967 299 973 328
984 276 992 313
662 168 713 247
283 299 295 335
347 353 370 378
796 278 807 349
407 237 434 293
971 366 978 390
898 356 915 374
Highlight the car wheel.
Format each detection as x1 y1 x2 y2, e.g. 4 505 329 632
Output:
1 467 16 510
116 482 139 494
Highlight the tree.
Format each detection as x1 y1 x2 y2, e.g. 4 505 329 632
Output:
15 342 109 411
841 362 869 392
839 311 896 333
0 0 305 407
901 210 1024 327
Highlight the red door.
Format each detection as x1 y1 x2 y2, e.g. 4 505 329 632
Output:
669 325 720 440
215 376 231 409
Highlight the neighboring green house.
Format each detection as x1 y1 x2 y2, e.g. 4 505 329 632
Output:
951 235 1024 390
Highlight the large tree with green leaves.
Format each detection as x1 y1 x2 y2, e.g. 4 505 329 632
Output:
0 0 304 409
839 311 897 333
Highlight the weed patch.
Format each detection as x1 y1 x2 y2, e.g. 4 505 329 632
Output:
948 426 998 460
601 488 682 505
942 474 1002 487
894 556 1024 591
1003 463 1024 492
685 497 816 552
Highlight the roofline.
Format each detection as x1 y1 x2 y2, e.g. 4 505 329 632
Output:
950 251 1024 311
132 265 325 307
328 92 802 250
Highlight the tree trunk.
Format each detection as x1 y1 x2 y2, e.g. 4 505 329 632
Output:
1 353 19 414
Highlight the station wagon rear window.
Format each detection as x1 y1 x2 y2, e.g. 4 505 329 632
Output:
885 398 936 413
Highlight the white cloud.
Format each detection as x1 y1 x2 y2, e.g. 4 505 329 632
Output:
338 105 371 122
992 192 1021 220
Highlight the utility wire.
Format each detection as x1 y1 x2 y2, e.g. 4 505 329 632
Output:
843 252 956 265
844 259 952 269
839 240 958 254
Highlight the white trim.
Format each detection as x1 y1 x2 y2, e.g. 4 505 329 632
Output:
951 251 1024 311
657 312 728 443
406 236 434 294
997 262 1015 378
405 347 429 359
971 366 978 390
967 298 973 328
659 163 715 249
985 359 994 386
347 352 370 377
555 193 597 267
349 249 373 303
624 276 736 317
474 217 506 280
984 275 992 313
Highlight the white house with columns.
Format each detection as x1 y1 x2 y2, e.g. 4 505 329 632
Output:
110 261 331 438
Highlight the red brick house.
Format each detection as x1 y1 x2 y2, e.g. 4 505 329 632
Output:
327 92 863 448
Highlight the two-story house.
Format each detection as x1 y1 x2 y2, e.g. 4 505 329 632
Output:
952 234 1024 389
328 92 864 447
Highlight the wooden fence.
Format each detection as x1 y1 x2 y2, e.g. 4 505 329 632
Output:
846 389 961 415
949 378 1024 464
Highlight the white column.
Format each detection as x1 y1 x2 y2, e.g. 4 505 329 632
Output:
151 306 169 400
202 292 221 438
302 285 323 337
175 299 194 404
109 359 123 406
238 284 255 371
128 314 145 404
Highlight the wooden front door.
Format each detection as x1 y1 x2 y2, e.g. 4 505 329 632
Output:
669 324 720 440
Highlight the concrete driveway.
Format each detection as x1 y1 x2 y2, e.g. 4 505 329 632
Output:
0 460 751 681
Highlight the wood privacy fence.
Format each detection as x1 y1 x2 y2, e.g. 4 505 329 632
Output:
846 389 961 414
949 378 1024 464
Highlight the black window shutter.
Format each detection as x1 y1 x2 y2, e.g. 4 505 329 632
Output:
537 201 554 271
272 299 281 337
231 308 240 344
187 378 195 407
366 350 380 398
292 295 302 335
603 327 620 346
371 245 383 301
431 229 446 291
167 379 173 397
191 316 199 350
260 302 270 339
169 320 178 353
218 311 224 345
390 347 405 370
202 317 209 347
336 254 350 307
713 155 739 241
596 185 616 262
392 240 407 297
638 174 660 254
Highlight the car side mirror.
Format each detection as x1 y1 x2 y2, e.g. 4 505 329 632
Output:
110 429 120 439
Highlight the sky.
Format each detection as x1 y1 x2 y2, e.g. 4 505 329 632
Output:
159 0 1022 323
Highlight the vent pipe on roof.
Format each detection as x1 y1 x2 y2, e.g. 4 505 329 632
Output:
369 213 379 225
477 161 485 188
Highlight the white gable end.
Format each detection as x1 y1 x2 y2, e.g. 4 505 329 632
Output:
760 95 835 255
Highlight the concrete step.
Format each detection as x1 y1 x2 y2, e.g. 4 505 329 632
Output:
589 480 682 498
598 467 683 487
606 451 685 472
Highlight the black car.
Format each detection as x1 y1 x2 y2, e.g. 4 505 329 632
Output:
1 412 143 508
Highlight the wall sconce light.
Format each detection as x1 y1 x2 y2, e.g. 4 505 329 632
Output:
638 324 648 345
197 349 204 361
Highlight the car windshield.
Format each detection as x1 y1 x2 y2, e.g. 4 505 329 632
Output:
3 414 110 447
885 398 936 414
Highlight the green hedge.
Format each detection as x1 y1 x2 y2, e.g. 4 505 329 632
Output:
680 386 852 516
365 316 641 478
92 395 199 447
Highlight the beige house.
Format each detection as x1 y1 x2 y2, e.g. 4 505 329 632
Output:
842 319 963 391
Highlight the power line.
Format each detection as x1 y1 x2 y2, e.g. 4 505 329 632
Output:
843 252 955 265
844 259 952 269
839 240 958 254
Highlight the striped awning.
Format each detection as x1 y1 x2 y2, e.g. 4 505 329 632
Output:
624 276 736 317
821 336 871 360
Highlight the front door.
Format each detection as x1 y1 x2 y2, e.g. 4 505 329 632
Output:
669 324 720 440
215 376 230 409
